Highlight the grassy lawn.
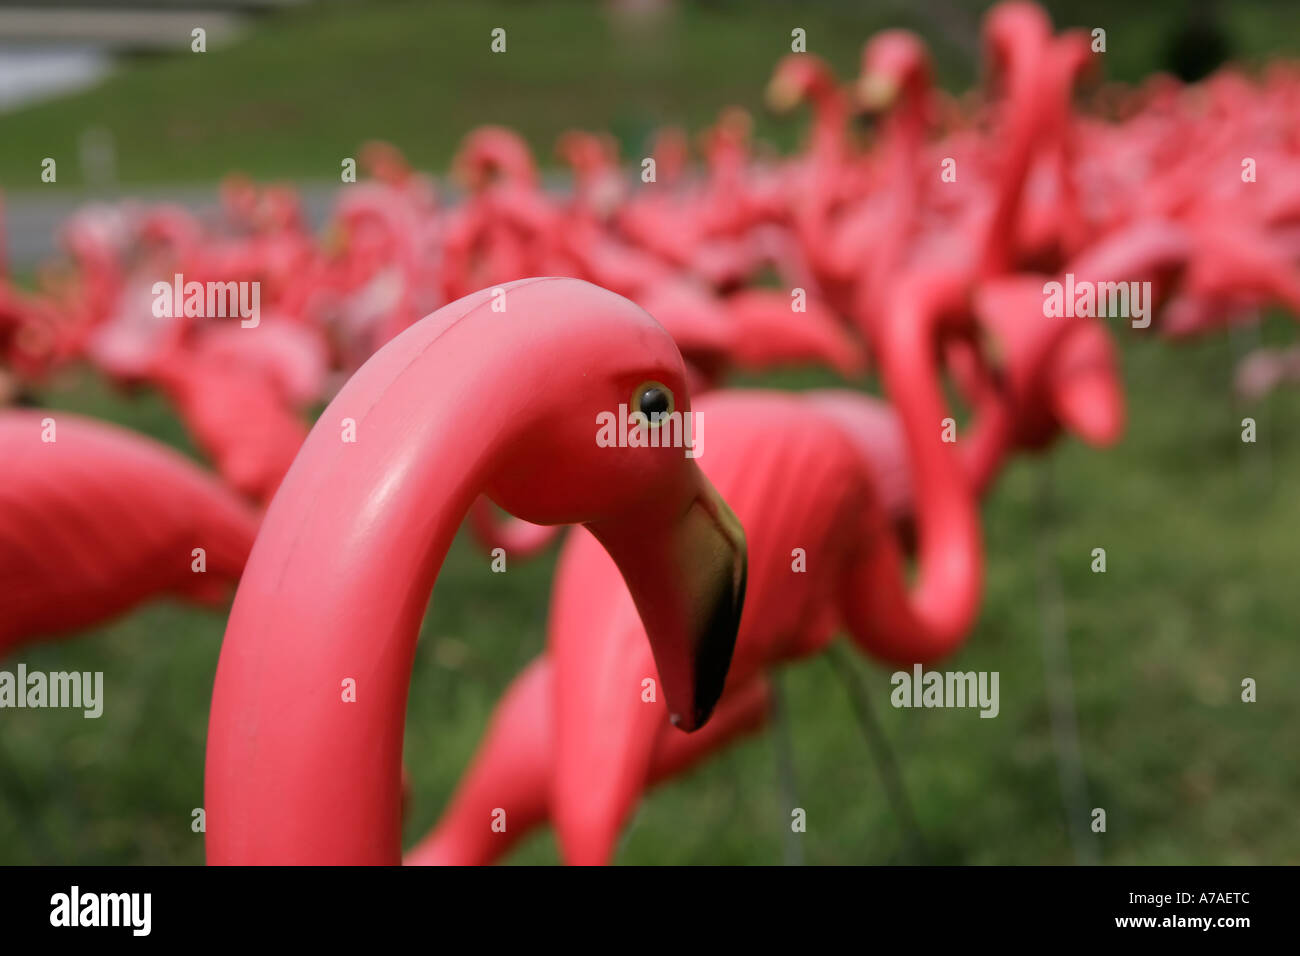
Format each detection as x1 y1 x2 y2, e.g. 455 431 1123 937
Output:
1 0 1299 190
2 316 1298 865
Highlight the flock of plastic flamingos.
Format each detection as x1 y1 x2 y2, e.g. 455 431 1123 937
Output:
2 2 1299 865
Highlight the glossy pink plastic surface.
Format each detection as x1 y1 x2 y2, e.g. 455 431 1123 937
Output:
205 278 746 864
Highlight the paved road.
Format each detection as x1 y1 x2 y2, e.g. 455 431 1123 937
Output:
5 182 368 271
3 173 580 272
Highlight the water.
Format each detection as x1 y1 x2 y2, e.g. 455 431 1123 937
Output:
0 45 112 113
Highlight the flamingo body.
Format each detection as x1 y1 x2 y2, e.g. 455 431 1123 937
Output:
0 411 259 655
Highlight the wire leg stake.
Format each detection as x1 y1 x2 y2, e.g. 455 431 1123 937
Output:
768 672 804 866
1035 462 1099 865
826 642 928 862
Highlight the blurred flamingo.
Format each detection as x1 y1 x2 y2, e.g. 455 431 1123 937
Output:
0 410 258 656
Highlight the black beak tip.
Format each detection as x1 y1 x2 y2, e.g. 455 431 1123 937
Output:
685 559 746 734
668 704 717 735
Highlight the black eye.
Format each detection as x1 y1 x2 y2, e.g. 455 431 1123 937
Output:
633 381 674 425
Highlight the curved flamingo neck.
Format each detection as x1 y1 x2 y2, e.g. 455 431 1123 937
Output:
877 83 931 253
893 274 982 617
853 270 983 661
1046 38 1096 258
883 79 929 163
960 389 1016 498
205 280 556 864
878 109 930 240
804 75 847 167
978 38 1052 277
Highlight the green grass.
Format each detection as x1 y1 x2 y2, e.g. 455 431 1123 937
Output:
2 0 1299 190
3 318 1299 865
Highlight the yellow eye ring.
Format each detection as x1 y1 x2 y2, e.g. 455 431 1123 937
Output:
631 381 675 428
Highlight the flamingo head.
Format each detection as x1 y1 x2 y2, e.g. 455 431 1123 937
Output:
219 173 260 224
360 140 414 185
981 1 1053 99
453 126 539 192
556 130 625 218
555 130 615 175
138 205 200 257
699 108 753 165
649 126 689 183
855 30 932 114
482 279 747 731
765 53 836 113
972 277 1124 451
1055 29 1102 89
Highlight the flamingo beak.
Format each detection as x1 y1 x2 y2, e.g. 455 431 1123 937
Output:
856 73 899 112
723 292 866 379
1050 368 1125 446
765 76 802 113
1048 328 1125 447
587 470 747 732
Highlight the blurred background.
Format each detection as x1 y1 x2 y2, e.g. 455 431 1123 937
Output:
1 0 1298 864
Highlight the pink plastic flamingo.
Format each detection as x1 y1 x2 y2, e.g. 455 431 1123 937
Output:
204 278 747 864
0 410 258 655
411 367 983 864
411 265 999 865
